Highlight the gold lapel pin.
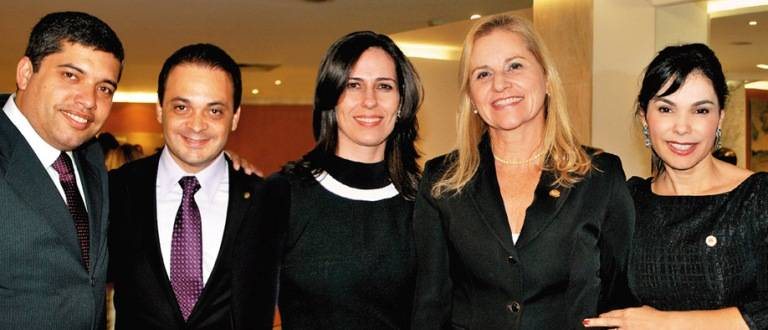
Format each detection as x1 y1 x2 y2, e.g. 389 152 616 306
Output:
548 189 560 198
243 192 251 199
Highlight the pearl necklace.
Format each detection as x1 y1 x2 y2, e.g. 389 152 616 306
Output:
493 149 546 166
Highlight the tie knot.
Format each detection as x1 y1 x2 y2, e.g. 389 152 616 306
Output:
52 152 75 182
178 176 201 195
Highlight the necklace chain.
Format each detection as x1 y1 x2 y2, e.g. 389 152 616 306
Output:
493 149 546 166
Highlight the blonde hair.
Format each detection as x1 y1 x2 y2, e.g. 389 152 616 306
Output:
105 144 144 170
431 14 591 197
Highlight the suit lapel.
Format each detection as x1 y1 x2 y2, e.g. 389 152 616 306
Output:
74 145 104 274
515 170 571 249
468 141 516 255
465 136 573 253
189 160 252 323
0 112 82 262
136 154 185 318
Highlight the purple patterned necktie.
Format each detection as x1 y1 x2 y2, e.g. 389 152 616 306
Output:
51 152 90 270
171 176 203 320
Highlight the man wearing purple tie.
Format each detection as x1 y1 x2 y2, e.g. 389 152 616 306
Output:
108 44 278 329
0 11 123 329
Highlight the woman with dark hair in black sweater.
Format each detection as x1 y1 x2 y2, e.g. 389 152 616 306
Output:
266 31 422 329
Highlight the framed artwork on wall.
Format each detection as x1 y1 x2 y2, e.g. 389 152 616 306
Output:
747 88 768 171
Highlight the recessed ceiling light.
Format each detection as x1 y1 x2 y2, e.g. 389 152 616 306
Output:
274 80 283 86
749 20 758 26
470 14 482 20
758 64 768 70
251 88 260 95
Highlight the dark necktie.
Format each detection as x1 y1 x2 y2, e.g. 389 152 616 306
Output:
51 152 90 270
171 176 203 320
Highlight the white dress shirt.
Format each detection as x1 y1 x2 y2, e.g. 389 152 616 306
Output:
2 95 87 210
156 147 229 284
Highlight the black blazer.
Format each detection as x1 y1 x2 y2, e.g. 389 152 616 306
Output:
108 153 278 329
412 140 636 329
0 103 110 329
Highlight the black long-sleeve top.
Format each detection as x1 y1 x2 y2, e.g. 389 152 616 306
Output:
266 149 415 329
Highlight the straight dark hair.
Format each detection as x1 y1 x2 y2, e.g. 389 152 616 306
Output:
636 43 728 176
288 31 423 200
157 43 242 111
25 11 125 80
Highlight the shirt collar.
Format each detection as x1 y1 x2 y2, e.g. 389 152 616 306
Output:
3 93 70 168
157 146 228 200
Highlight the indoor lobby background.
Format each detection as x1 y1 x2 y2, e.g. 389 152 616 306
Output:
1 0 767 177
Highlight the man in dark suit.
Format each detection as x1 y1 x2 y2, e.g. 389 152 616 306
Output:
0 12 124 329
109 44 278 329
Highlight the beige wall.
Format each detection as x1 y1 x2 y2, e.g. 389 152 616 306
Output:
592 0 656 178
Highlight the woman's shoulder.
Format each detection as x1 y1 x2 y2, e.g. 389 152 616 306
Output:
423 151 456 176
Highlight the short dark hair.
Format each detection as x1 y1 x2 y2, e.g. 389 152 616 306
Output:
157 43 242 111
25 11 124 79
636 43 728 175
307 31 423 200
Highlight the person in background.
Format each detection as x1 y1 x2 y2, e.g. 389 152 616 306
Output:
98 132 120 156
584 44 767 329
265 31 422 329
109 43 278 329
0 11 123 329
105 143 144 170
411 14 635 329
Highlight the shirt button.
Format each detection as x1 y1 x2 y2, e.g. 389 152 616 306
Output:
507 301 521 313
705 235 717 247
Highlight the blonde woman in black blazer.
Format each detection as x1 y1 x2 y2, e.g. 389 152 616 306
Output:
412 14 636 329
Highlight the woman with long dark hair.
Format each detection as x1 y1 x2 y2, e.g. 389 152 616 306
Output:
266 31 422 329
584 44 767 329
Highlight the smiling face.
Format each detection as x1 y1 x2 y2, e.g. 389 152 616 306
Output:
468 29 548 135
644 71 723 172
15 42 121 151
335 47 400 162
157 64 240 173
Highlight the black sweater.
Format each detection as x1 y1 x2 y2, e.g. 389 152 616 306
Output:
266 149 415 329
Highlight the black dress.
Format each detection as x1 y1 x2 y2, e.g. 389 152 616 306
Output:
266 149 415 329
627 173 768 329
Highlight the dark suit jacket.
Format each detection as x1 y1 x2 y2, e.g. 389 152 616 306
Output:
412 138 636 330
0 99 110 329
108 152 278 329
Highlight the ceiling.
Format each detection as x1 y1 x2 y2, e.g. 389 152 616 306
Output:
0 0 530 104
0 1 765 104
710 9 768 83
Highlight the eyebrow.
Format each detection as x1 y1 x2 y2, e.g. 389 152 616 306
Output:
169 96 228 107
470 56 525 73
348 77 397 83
58 63 118 89
654 97 716 107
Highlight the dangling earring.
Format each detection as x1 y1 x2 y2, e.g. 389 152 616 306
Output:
642 125 651 148
397 109 401 119
715 127 722 150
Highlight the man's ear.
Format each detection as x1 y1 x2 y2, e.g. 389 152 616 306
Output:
156 103 163 124
231 107 241 131
16 57 34 90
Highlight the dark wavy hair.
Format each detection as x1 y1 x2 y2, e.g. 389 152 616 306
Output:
25 11 124 80
636 43 728 176
287 31 423 200
157 43 242 111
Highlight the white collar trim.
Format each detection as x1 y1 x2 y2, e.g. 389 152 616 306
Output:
314 171 398 201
